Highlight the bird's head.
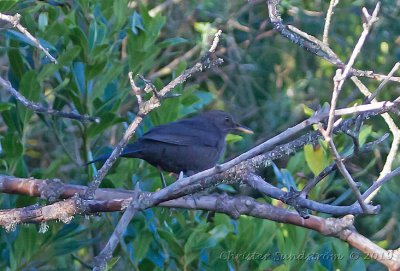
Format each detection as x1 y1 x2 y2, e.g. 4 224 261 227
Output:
201 110 253 135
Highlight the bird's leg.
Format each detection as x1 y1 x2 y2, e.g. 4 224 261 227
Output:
157 166 167 188
159 172 167 188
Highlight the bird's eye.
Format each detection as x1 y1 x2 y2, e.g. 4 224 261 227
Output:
224 117 230 123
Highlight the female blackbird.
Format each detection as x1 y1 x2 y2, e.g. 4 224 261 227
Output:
88 110 253 176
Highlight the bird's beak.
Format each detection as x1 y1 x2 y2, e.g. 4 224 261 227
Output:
234 123 254 134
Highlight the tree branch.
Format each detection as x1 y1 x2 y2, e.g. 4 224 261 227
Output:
0 77 99 123
0 13 57 64
266 0 400 83
1 188 399 270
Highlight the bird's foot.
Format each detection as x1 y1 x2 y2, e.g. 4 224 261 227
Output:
281 188 310 219
159 171 167 188
39 178 64 203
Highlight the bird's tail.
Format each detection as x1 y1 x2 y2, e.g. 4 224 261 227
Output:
85 143 143 166
85 154 110 166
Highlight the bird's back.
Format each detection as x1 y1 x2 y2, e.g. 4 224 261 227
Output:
121 117 226 174
139 118 221 146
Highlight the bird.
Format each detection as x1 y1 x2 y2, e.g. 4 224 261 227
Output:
88 110 253 185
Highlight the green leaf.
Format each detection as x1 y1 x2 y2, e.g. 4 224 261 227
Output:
235 217 276 254
58 45 82 65
184 230 217 266
208 224 229 242
287 151 305 173
106 257 120 271
37 64 59 82
0 1 18 12
158 37 188 48
185 232 217 251
0 102 15 112
113 0 129 30
158 229 184 256
19 71 41 101
130 11 145 34
107 159 140 188
91 63 124 103
180 90 214 116
18 71 41 126
1 107 21 133
38 12 48 31
133 230 152 262
194 22 214 34
213 213 234 232
217 183 236 193
86 112 125 138
41 156 70 179
11 226 37 267
1 132 23 158
332 238 349 269
226 134 243 144
303 104 315 117
86 58 107 79
6 30 57 52
359 125 372 146
304 144 325 176
69 27 89 59
8 45 25 80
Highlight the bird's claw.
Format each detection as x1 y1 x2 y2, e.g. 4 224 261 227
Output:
281 187 310 219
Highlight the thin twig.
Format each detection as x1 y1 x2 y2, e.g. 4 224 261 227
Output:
266 1 400 82
300 134 389 197
328 100 399 116
148 0 183 17
326 139 371 213
351 74 400 203
244 173 378 216
0 76 99 123
209 30 222 53
325 70 342 137
337 3 380 81
362 166 400 201
315 3 381 213
128 72 142 105
325 2 380 136
0 13 57 64
93 184 141 270
323 0 339 45
148 45 200 80
367 62 400 102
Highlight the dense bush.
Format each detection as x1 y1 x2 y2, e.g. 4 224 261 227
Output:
0 1 399 270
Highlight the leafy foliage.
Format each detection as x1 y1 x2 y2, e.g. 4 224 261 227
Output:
0 1 399 270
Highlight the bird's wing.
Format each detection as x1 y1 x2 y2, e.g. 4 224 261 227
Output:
141 120 219 147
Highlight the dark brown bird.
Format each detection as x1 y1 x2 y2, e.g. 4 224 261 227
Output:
88 110 253 179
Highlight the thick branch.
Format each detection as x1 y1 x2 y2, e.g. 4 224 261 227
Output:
1 191 398 270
